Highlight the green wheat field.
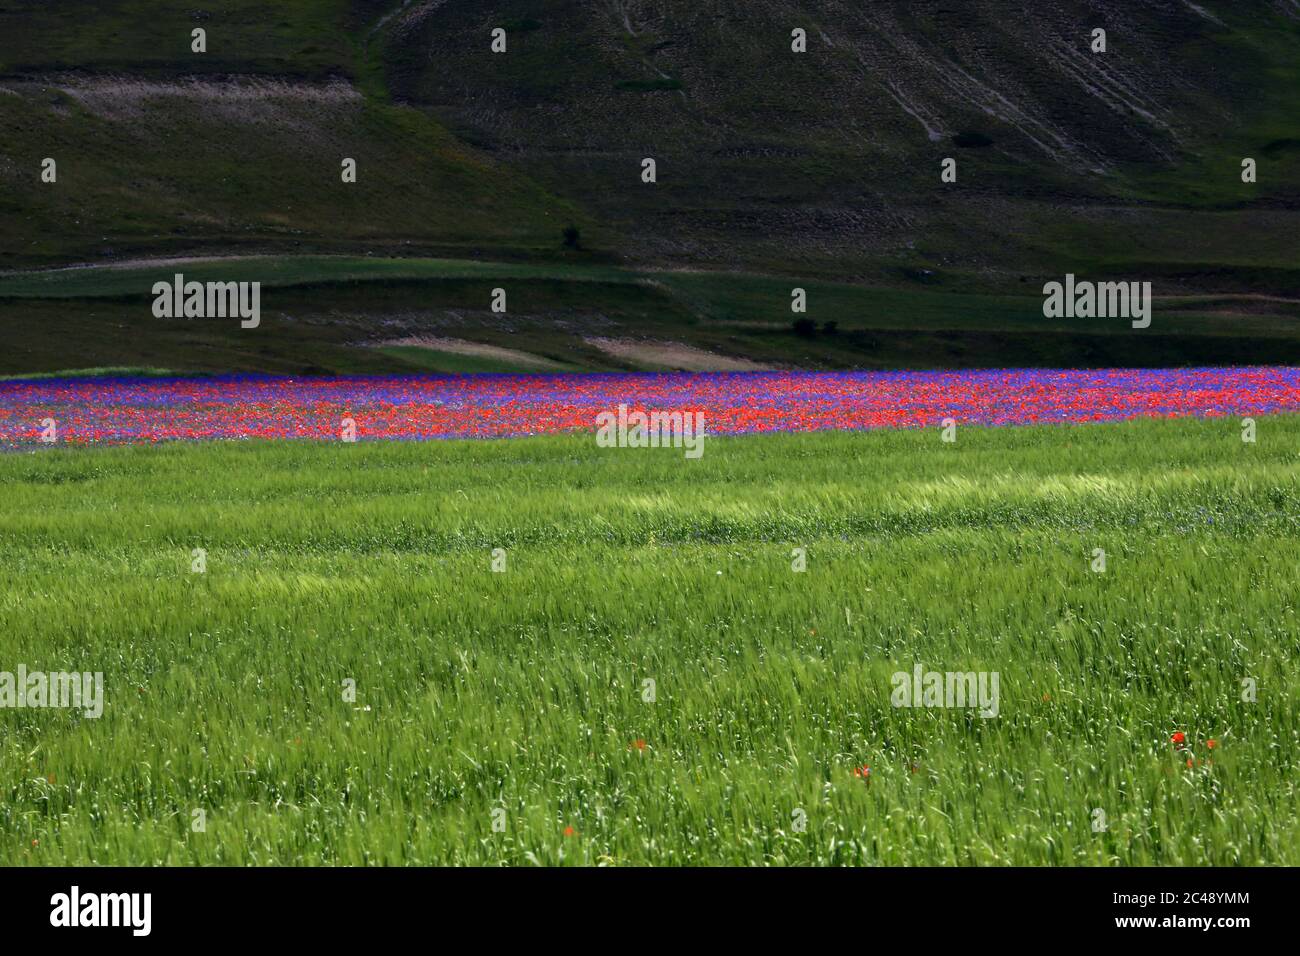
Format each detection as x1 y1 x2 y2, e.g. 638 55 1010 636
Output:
1 415 1297 865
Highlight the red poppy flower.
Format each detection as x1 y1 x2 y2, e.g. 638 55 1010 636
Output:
563 826 576 837
1206 739 1217 749
1171 732 1186 747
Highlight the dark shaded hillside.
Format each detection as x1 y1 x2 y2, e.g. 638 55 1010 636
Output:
385 0 1300 288
1 0 1297 289
0 1 1297 377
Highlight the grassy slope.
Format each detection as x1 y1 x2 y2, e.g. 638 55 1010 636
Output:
2 258 1298 375
0 1 592 267
1 416 1296 864
0 79 590 266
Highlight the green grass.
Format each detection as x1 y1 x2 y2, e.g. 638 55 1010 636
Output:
1 416 1297 864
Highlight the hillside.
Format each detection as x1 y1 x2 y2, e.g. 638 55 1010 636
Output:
385 0 1300 288
0 1 591 267
0 1 1297 375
